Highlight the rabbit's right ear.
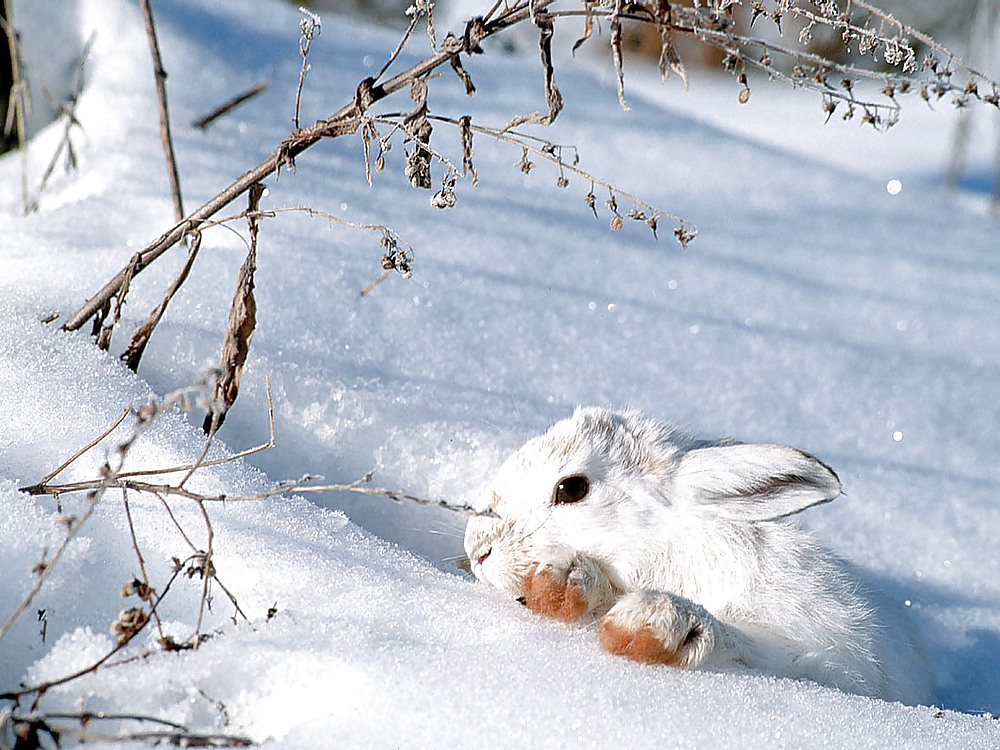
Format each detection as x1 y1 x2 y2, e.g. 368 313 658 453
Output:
671 444 841 522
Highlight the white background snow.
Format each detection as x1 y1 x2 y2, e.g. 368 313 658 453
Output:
1 0 999 746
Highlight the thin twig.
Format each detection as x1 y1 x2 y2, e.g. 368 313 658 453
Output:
22 474 480 515
154 489 199 552
122 488 166 639
192 81 267 129
32 408 130 488
29 33 94 213
122 229 203 372
425 113 692 239
141 0 185 223
21 378 275 494
192 495 214 647
294 7 321 130
373 10 423 83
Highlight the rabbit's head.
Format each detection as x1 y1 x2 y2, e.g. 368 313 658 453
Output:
465 408 841 597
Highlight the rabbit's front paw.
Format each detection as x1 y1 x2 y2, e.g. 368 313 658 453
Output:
520 551 610 624
597 591 717 668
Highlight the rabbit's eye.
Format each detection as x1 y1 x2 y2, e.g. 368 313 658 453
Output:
553 475 590 505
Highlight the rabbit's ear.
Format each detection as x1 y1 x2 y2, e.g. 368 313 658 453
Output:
671 444 841 522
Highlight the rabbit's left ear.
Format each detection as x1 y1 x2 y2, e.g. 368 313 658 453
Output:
671 444 841 522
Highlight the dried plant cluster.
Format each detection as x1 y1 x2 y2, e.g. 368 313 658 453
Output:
3 1 999 744
48 1 1000 394
664 0 1000 126
1 374 460 745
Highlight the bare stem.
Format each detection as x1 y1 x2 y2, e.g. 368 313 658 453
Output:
141 0 185 223
2 0 29 214
122 488 166 639
192 81 267 130
294 8 321 130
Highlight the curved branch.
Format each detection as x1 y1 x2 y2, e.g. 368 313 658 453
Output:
61 2 550 333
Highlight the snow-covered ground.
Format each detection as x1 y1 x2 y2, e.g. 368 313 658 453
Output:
2 0 999 746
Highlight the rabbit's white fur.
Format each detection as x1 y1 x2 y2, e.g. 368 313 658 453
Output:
465 408 932 705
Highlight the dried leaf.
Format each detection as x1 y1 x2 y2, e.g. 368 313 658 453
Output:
403 78 433 189
362 121 373 186
658 29 688 89
610 13 627 110
450 54 476 96
505 11 563 129
572 2 595 55
204 184 262 432
459 115 478 185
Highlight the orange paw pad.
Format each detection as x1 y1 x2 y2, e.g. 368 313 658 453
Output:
597 620 680 665
521 566 589 623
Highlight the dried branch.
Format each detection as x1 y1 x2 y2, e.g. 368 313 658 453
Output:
373 7 424 83
18 374 475 516
94 252 141 351
21 34 94 215
0 711 253 748
31 408 130 491
1 551 209 701
141 0 185 223
200 203 417 292
2 379 273 707
191 495 215 646
192 81 267 130
1 381 221 645
21 468 476 513
25 378 275 498
59 0 1000 345
426 114 695 242
60 3 556 334
31 37 93 207
122 229 202 372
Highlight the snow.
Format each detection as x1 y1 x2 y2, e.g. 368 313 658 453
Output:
2 0 999 746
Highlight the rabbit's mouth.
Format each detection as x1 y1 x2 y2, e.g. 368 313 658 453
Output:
464 514 502 570
468 541 492 572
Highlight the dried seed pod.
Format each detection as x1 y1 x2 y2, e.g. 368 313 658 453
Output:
110 607 149 645
674 225 696 248
431 189 456 209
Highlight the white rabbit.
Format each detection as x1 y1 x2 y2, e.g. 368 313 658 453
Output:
464 408 933 705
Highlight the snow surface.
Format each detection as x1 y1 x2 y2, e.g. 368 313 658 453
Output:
2 0 1000 747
